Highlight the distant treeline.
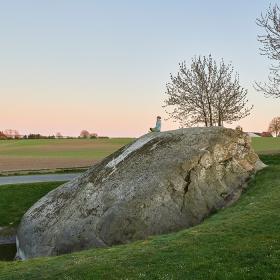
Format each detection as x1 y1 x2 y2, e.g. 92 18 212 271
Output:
0 131 109 140
23 134 56 139
0 133 56 140
25 134 109 139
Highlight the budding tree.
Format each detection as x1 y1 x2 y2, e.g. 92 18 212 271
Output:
255 4 280 98
268 116 280 136
164 55 252 127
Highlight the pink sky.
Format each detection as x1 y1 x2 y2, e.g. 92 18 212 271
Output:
0 1 278 137
1 84 278 137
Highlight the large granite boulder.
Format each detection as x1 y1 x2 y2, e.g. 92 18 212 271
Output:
16 127 265 259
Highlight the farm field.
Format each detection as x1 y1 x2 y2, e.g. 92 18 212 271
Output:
0 136 279 172
251 137 280 154
0 138 134 172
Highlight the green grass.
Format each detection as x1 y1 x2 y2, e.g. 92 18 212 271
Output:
0 155 280 279
251 137 280 154
0 182 65 228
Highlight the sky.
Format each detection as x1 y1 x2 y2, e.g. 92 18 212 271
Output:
0 0 278 137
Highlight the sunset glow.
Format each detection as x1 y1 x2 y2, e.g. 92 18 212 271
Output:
0 0 278 137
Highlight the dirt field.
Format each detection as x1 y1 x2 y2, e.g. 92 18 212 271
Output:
0 138 133 171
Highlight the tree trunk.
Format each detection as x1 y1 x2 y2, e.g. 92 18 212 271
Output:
218 110 222 126
206 94 213 126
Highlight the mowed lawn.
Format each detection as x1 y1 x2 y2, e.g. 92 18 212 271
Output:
0 182 65 228
0 138 133 171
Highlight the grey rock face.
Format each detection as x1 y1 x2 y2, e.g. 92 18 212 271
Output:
16 127 265 259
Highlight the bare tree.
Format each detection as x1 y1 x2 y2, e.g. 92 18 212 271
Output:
268 116 280 136
164 55 252 127
255 4 280 98
0 131 7 140
56 132 63 139
4 129 20 139
80 130 90 138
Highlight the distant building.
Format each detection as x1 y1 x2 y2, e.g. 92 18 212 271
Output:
247 132 261 137
261 131 273 137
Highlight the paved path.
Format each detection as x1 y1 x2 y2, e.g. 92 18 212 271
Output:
0 173 81 186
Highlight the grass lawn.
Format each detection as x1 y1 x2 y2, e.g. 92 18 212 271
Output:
0 155 279 279
0 182 65 228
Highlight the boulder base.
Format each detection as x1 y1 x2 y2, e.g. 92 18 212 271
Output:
16 127 265 259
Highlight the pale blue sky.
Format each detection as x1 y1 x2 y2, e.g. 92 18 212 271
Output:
0 0 278 136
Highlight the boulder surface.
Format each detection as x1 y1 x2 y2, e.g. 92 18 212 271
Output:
16 127 265 259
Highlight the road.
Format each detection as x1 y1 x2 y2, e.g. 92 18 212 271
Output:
0 173 81 186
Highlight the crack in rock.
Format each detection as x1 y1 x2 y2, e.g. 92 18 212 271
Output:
180 169 193 212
